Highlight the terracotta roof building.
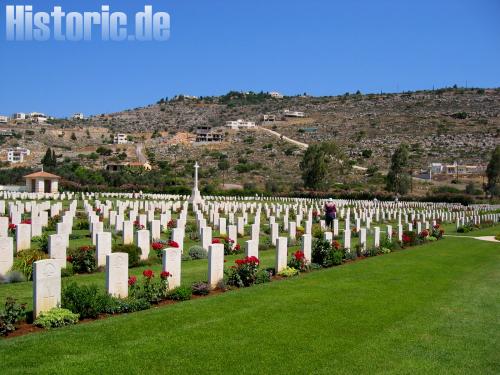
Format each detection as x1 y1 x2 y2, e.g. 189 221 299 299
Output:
24 171 61 193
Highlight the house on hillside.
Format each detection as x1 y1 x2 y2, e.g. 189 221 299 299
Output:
6 147 30 163
225 119 256 130
72 113 85 120
0 115 8 124
261 114 276 122
113 134 129 144
29 112 48 123
283 109 305 118
270 92 284 99
13 113 26 120
195 125 224 143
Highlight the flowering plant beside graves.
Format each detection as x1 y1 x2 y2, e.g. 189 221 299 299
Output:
288 250 309 272
168 240 179 248
8 223 16 235
167 219 176 229
133 220 144 230
431 225 444 239
129 269 169 304
67 246 97 274
226 256 261 287
152 242 166 258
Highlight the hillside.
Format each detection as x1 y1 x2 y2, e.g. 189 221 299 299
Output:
1 87 499 194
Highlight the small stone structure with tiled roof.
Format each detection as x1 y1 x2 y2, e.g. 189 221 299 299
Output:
24 170 61 193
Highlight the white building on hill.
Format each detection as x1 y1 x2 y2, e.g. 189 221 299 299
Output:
29 112 48 123
13 113 26 120
270 91 284 99
7 147 30 163
225 119 256 130
283 109 305 118
0 115 8 124
72 113 85 120
114 133 129 144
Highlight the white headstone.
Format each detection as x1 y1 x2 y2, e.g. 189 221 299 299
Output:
33 259 61 318
106 252 128 298
162 247 181 289
275 236 288 273
208 243 224 288
0 237 13 275
96 232 112 267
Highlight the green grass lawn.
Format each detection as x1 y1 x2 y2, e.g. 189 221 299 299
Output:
0 236 499 374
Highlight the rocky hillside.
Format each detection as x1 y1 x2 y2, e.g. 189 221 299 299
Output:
2 87 498 194
82 87 499 167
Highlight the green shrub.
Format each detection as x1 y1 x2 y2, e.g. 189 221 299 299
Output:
312 238 332 266
278 267 299 277
325 249 343 266
34 308 79 329
100 297 150 314
255 269 272 284
67 246 96 274
112 244 141 267
188 246 208 260
12 249 48 281
167 286 192 301
191 281 210 296
75 219 89 230
46 215 60 231
0 298 26 336
61 283 107 319
32 233 49 253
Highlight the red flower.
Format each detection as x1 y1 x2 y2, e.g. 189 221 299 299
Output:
212 238 221 244
247 256 259 264
294 251 305 260
143 269 154 279
128 276 137 286
234 244 241 251
66 256 73 262
21 219 31 225
96 208 101 214
167 219 175 228
420 230 429 238
235 256 260 266
332 240 341 250
152 242 165 250
168 240 179 248
160 271 171 280
8 223 16 230
402 234 411 244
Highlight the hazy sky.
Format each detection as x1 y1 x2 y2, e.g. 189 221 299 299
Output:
0 0 499 117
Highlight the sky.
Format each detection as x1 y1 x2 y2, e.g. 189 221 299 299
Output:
0 0 499 117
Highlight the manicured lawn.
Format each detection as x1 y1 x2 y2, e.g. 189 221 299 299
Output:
1 236 499 374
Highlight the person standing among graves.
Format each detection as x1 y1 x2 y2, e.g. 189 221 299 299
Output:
324 198 337 230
